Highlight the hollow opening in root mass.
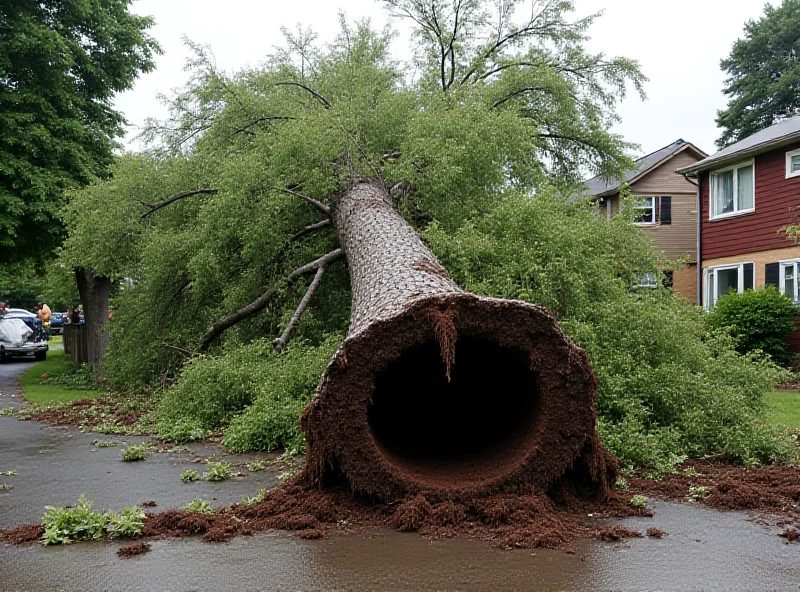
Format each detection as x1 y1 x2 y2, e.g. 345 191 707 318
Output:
367 337 541 487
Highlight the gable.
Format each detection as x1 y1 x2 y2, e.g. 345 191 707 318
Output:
629 149 703 195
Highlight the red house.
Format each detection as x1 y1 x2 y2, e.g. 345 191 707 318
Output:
678 116 800 320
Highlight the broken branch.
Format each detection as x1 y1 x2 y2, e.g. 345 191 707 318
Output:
142 189 218 219
287 249 344 284
278 186 331 217
273 266 327 354
291 219 332 241
275 81 332 109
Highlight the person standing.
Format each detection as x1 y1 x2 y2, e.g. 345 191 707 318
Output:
37 303 52 329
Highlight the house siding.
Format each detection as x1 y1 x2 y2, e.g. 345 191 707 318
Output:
700 141 800 260
629 150 704 195
671 263 697 303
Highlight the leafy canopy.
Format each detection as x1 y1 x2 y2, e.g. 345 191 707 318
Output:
0 0 160 264
716 0 800 148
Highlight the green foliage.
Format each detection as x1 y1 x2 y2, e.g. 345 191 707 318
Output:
240 488 267 507
629 495 648 509
41 495 144 545
203 461 231 482
181 470 200 483
716 1 800 148
94 441 117 448
184 498 214 514
0 0 160 264
687 485 710 502
427 191 795 472
120 443 151 462
155 337 338 453
707 286 798 366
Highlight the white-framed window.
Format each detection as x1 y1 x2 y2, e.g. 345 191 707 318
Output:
631 271 658 288
786 149 800 179
779 259 800 302
633 196 656 225
709 160 755 220
704 262 755 308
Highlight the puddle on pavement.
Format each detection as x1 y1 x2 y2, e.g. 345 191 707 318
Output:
1 501 798 592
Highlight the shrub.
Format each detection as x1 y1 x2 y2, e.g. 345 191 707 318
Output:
707 286 798 365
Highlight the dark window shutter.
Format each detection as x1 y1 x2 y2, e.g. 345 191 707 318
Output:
743 263 754 291
765 262 780 288
663 270 674 288
660 197 672 225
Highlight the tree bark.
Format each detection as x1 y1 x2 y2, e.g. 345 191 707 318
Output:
75 268 111 369
299 180 616 502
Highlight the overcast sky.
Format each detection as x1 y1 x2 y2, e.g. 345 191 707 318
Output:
116 0 766 158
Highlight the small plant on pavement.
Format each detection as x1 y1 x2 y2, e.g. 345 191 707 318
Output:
0 470 17 476
204 461 231 482
41 495 109 545
108 506 146 538
94 440 117 448
629 495 648 509
181 469 200 483
184 499 214 514
121 443 151 461
687 486 710 502
246 459 267 472
240 489 267 507
0 484 13 491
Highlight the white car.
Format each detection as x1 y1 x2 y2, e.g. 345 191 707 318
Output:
0 309 49 361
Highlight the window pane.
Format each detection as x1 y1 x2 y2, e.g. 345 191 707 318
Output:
633 197 654 224
707 270 715 307
784 265 794 299
792 155 800 173
717 268 739 298
737 165 754 210
713 171 734 215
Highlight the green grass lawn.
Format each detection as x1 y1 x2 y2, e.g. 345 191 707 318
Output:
765 390 800 429
19 349 101 404
49 334 63 346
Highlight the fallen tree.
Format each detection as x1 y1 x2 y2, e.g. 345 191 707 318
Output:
298 179 615 500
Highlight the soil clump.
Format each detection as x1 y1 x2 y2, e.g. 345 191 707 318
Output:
117 542 151 557
0 524 43 544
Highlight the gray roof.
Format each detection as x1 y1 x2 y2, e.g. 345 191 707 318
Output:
583 139 704 197
677 115 800 175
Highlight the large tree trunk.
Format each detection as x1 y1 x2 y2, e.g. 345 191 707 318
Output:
300 180 616 502
75 268 111 369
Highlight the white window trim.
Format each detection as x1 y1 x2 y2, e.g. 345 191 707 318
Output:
778 258 800 302
703 261 754 309
633 196 657 226
709 159 755 221
786 148 800 179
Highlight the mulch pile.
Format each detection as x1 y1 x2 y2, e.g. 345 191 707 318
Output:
131 480 653 550
0 524 43 544
117 542 151 558
629 461 800 519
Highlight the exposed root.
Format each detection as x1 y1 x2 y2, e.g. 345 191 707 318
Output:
428 306 458 381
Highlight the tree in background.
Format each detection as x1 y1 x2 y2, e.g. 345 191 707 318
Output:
0 0 160 265
716 0 800 148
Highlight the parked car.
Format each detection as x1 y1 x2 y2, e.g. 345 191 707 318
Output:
49 313 65 335
0 308 49 361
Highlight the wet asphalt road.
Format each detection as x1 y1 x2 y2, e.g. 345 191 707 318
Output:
1 358 800 591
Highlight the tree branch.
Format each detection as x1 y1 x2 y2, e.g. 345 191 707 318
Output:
491 86 548 109
196 284 282 353
286 248 344 284
220 116 296 142
275 81 332 109
273 266 326 354
141 189 218 219
278 186 331 217
290 219 331 241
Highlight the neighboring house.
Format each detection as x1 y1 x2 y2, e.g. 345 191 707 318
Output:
584 139 708 302
677 116 800 330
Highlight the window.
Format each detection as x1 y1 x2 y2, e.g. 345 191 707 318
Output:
633 196 656 225
787 149 800 179
704 262 755 308
632 271 658 288
710 161 754 219
779 260 800 301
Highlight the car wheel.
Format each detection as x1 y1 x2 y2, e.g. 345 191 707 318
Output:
34 351 47 362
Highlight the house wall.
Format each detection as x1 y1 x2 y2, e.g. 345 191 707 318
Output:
671 263 697 303
702 245 800 289
700 141 800 260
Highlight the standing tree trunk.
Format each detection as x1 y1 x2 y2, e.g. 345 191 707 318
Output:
300 180 616 502
75 268 111 369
